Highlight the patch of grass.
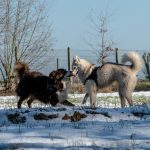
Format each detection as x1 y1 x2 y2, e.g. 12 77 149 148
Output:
133 96 150 105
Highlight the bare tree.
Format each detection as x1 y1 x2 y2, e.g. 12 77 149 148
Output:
0 0 54 91
86 10 114 65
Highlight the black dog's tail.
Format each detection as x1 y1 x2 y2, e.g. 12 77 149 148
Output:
13 61 30 80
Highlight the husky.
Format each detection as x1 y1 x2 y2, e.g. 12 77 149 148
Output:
72 52 143 108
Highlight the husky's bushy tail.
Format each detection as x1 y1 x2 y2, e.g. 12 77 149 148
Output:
13 61 30 80
121 52 143 73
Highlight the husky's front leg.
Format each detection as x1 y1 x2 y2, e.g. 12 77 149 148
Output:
82 93 89 104
89 91 97 108
85 80 97 108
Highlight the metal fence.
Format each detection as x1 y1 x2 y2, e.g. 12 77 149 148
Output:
41 48 148 80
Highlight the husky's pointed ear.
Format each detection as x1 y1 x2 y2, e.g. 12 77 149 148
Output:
75 56 80 62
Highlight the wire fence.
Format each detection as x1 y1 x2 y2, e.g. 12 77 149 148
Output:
42 48 149 80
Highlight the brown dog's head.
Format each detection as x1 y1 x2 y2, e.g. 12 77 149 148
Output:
49 69 73 81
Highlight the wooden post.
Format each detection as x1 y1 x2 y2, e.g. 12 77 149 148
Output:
57 58 59 70
115 48 119 64
67 47 71 71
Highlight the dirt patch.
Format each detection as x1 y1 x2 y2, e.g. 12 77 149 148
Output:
62 111 87 122
34 113 58 120
132 111 150 118
86 110 112 118
7 113 26 124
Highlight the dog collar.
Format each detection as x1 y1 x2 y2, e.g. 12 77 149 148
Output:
83 66 99 86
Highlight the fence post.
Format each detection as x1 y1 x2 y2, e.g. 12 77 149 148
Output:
67 47 72 71
115 48 119 64
57 58 59 70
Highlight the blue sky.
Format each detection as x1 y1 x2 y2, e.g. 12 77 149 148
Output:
48 0 150 51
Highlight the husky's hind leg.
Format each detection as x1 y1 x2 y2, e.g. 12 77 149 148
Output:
119 84 134 107
124 76 137 106
82 93 89 104
125 93 133 106
119 88 126 107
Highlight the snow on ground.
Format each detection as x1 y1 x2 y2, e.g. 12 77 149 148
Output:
0 92 150 150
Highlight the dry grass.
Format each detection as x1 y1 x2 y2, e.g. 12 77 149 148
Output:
0 80 150 96
70 80 150 94
135 80 150 91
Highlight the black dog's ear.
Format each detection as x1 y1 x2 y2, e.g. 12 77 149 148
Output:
49 69 67 81
49 70 57 79
55 71 63 80
49 70 63 81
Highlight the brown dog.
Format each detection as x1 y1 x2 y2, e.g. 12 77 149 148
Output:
14 62 74 108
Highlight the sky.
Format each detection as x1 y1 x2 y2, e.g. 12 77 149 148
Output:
47 0 150 51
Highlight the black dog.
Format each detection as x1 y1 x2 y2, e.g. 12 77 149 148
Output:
14 62 74 108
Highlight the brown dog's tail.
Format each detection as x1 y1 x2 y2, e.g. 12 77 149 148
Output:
13 61 30 80
121 52 143 74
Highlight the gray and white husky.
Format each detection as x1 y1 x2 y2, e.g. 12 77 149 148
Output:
72 52 143 108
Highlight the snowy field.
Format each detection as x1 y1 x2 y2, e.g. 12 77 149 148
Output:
0 92 150 150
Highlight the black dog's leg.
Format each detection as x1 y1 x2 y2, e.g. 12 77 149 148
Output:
61 100 75 106
50 94 59 106
18 97 25 109
27 96 35 108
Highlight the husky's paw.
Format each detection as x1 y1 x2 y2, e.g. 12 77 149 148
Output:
82 100 86 104
90 103 96 109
